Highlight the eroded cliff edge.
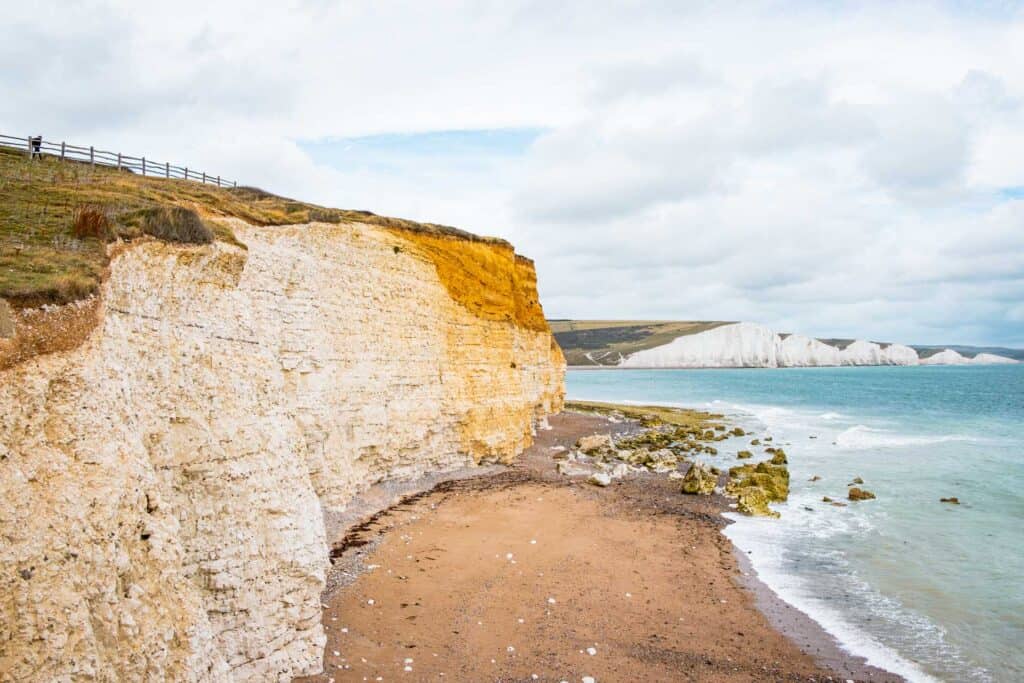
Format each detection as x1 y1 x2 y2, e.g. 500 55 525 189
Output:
0 220 564 681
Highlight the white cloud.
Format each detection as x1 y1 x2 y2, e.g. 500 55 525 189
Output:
1 1 1022 346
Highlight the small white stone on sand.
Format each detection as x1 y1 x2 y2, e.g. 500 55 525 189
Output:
530 539 537 544
518 618 525 624
625 592 631 598
404 658 414 664
547 597 556 604
506 553 514 560
333 651 340 656
507 645 515 652
583 677 596 683
532 675 539 680
587 647 597 656
342 627 349 633
404 665 412 672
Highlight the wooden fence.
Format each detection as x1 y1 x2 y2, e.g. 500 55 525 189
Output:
0 133 237 188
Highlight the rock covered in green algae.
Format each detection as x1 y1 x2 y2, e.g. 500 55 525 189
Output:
576 434 614 455
727 461 790 502
735 487 778 517
680 462 717 495
750 438 761 446
730 427 746 437
737 450 753 459
769 450 788 465
940 497 960 504
848 476 864 485
848 487 876 501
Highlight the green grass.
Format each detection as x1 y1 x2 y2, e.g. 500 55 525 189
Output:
550 320 731 365
0 146 495 307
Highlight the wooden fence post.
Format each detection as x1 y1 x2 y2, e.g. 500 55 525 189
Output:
142 157 146 176
116 152 122 170
90 146 94 166
216 175 220 187
60 142 66 160
26 136 31 159
202 171 206 184
166 162 170 178
184 167 188 180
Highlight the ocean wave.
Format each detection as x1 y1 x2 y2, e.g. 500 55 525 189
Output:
835 425 978 450
819 411 843 420
725 517 952 683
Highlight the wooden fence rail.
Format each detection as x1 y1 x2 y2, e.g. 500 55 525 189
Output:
0 133 237 188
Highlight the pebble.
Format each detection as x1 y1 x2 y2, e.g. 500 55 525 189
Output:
547 597 556 604
367 599 375 605
587 647 597 656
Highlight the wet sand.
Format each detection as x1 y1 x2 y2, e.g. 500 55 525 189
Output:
296 411 902 682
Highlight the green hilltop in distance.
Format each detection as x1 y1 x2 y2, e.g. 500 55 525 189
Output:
548 320 1024 365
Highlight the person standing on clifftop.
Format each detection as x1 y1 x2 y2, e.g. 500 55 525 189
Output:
30 135 42 159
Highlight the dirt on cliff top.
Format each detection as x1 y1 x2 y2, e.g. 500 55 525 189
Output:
297 410 902 683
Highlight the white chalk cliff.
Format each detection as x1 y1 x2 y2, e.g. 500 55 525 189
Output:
618 322 1017 368
0 221 564 681
970 352 1019 364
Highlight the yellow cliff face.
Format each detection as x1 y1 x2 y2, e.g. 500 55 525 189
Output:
0 220 564 681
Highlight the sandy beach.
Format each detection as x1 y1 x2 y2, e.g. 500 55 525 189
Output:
296 409 903 683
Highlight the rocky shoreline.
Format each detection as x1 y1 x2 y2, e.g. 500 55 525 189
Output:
298 405 903 682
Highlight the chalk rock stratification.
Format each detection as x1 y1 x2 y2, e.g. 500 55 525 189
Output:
0 221 564 681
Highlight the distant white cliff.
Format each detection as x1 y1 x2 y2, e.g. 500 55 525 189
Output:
970 352 1019 364
619 322 1018 369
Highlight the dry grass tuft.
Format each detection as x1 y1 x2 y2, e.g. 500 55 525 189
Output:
140 207 213 244
71 205 111 240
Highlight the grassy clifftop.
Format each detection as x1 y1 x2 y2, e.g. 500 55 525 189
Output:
0 147 549 332
550 320 730 365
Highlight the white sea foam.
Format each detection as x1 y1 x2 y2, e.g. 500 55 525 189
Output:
835 425 977 450
725 515 945 683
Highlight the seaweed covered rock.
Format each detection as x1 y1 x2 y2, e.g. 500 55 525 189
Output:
730 427 746 437
728 461 790 502
577 433 614 455
940 497 960 504
750 438 761 446
737 450 753 459
681 463 717 495
769 449 787 465
735 487 778 517
848 487 876 501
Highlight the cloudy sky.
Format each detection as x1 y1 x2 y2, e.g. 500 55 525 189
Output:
4 1 1023 346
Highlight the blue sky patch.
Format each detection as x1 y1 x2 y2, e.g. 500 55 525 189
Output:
300 128 544 173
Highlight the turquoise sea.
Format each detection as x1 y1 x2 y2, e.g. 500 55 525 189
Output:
567 366 1024 683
